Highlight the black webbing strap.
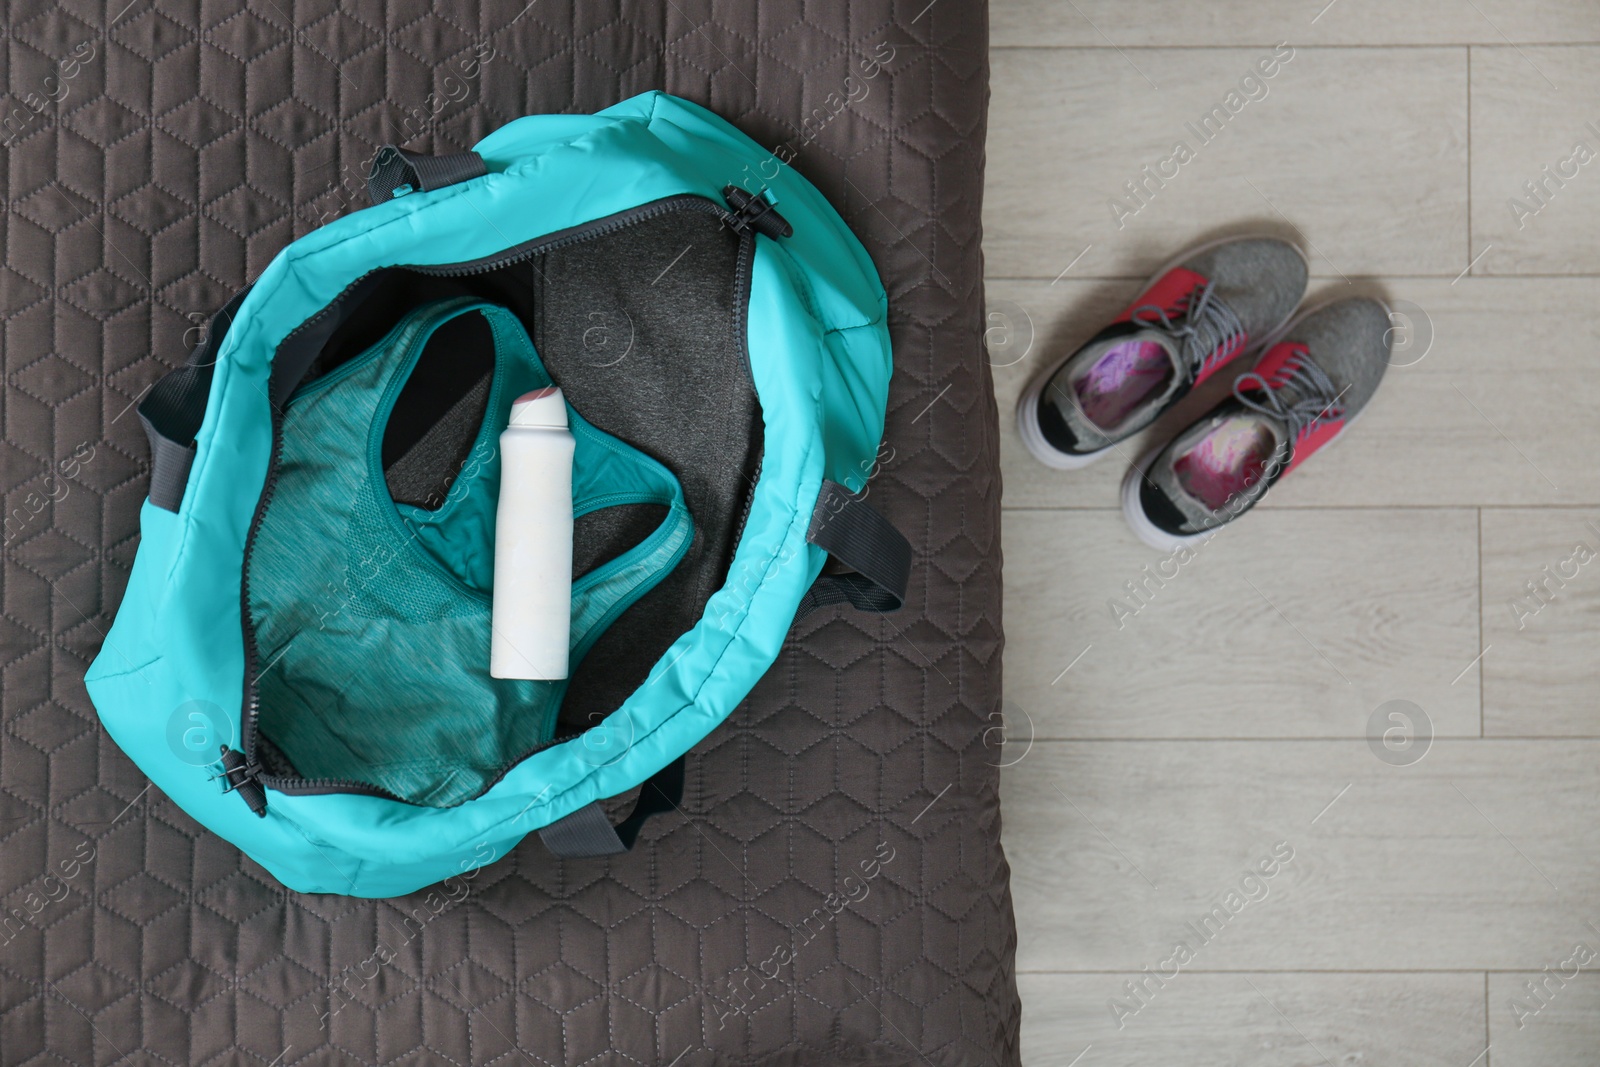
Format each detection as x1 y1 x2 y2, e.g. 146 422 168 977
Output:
538 755 686 859
366 146 487 204
797 479 912 617
138 287 251 513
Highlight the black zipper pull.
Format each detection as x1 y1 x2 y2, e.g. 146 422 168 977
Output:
216 745 269 817
721 186 792 239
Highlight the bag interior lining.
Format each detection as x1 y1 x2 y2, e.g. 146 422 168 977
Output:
250 204 762 796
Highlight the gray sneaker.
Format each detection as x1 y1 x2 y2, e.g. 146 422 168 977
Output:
1121 296 1393 550
1016 235 1307 469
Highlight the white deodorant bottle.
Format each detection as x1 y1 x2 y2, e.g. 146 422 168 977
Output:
490 386 575 680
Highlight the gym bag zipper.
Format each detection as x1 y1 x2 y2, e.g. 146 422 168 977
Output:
229 190 783 816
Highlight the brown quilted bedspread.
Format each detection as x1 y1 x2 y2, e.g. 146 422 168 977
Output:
0 2 1015 1064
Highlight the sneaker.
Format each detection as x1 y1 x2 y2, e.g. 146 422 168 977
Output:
1121 296 1393 551
1016 235 1308 469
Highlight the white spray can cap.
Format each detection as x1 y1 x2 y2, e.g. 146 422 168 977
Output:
508 386 567 428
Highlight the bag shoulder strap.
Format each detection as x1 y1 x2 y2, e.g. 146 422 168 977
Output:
538 756 685 858
367 146 486 204
798 479 911 616
139 288 251 513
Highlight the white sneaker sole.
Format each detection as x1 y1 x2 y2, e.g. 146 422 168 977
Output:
1014 234 1309 471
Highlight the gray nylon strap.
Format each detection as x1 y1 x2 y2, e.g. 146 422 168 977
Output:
141 429 196 513
140 287 251 512
798 479 911 617
539 755 687 859
538 802 628 858
366 146 487 204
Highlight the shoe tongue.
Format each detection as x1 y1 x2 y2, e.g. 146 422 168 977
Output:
1045 329 1183 448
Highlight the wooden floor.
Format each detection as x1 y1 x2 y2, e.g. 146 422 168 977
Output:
985 3 1600 1063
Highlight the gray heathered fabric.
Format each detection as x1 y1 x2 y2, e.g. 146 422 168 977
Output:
532 209 762 730
1181 237 1307 341
1275 296 1392 416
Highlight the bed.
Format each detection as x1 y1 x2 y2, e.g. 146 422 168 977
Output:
0 1 1016 1062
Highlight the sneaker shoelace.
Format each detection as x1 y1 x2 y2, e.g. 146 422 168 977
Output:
1232 349 1348 446
1129 280 1246 381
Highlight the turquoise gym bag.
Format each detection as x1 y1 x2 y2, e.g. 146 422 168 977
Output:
85 91 907 898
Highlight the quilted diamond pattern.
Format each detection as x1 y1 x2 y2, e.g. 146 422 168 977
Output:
0 1 1015 1063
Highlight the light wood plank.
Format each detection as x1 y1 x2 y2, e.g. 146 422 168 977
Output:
988 277 1600 508
991 0 1600 48
1019 972 1485 1067
1002 509 1480 738
990 0 1600 1053
1481 508 1600 736
1491 974 1600 1066
1002 740 1600 971
984 47 1467 279
1471 46 1600 274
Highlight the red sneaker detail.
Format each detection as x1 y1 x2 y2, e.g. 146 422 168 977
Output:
1241 343 1345 476
1193 332 1249 387
1115 267 1250 386
1113 266 1209 324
